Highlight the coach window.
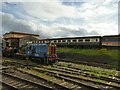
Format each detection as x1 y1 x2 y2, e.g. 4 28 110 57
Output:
73 40 76 42
67 40 70 42
105 38 108 41
117 38 119 42
85 39 90 42
96 39 99 42
78 39 83 42
54 40 56 43
62 40 66 42
58 40 61 42
56 40 58 43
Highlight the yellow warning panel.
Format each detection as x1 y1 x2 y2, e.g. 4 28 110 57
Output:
48 45 51 56
48 44 57 56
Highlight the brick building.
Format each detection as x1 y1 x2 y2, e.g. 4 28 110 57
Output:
3 31 40 48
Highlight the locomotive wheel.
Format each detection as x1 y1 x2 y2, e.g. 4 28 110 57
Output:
55 59 58 63
40 58 44 63
46 58 49 65
49 61 52 65
43 58 45 64
44 58 49 65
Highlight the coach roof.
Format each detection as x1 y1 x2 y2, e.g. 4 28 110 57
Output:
39 36 102 40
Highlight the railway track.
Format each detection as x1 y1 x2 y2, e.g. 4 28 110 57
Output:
50 65 120 84
1 82 18 90
34 67 120 89
60 59 114 69
2 58 120 90
1 72 54 90
56 62 120 72
2 59 103 90
15 68 84 90
2 68 81 90
55 62 119 78
17 67 119 90
2 57 38 67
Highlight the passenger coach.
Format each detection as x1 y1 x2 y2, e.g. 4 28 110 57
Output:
29 35 120 49
32 36 102 49
102 35 120 49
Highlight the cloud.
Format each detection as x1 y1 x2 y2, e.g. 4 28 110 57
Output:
19 1 118 25
21 1 76 21
2 12 38 34
1 1 119 38
1 12 101 38
54 26 99 37
1 12 52 38
2 0 119 3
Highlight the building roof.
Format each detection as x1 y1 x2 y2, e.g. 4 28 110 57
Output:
20 35 39 40
3 31 39 37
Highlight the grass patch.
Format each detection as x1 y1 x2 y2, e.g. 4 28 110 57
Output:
57 48 119 60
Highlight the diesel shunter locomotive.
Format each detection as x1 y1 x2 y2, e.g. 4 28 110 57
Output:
25 44 59 64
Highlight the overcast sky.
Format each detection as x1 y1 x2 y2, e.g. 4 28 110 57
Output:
1 0 119 39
